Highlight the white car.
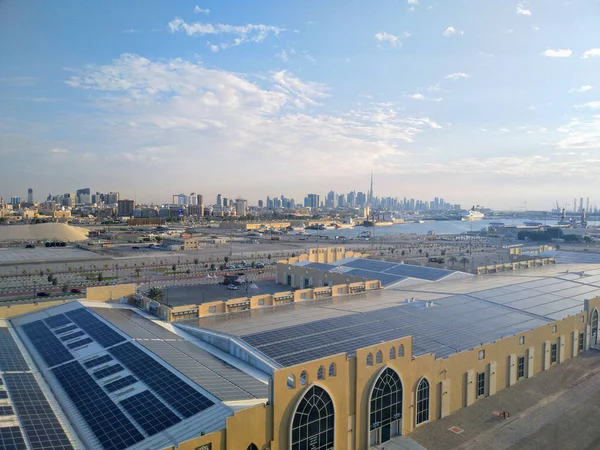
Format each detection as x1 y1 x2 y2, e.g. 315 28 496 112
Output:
227 284 238 290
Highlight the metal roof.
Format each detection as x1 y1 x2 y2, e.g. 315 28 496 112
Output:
185 263 600 367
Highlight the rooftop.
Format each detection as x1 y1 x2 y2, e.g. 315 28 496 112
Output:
182 261 600 368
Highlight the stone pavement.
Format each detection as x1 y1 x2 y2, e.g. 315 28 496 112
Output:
410 350 600 450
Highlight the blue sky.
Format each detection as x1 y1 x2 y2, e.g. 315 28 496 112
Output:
1 0 600 209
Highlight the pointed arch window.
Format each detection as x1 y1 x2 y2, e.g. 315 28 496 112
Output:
366 353 373 366
317 365 325 380
287 374 296 390
369 367 403 438
398 344 404 357
299 370 308 386
291 385 335 450
415 378 430 425
389 347 396 360
328 363 336 377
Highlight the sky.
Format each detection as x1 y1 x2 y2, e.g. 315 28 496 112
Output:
1 0 600 210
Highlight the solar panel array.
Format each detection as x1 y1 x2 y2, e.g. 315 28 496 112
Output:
52 361 144 450
0 328 29 371
66 338 93 350
0 426 27 450
3 373 74 450
59 331 85 342
21 321 74 368
83 354 113 369
0 405 15 416
109 342 214 417
241 295 549 366
65 309 126 347
55 325 78 335
44 314 72 329
93 364 124 380
104 375 138 393
119 390 181 436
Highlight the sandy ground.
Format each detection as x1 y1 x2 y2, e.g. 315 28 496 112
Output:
0 223 89 242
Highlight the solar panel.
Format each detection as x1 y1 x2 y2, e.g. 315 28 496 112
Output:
21 321 74 368
3 373 74 450
103 375 137 393
109 342 214 418
0 328 30 371
65 309 126 348
345 268 405 286
66 338 93 349
0 405 14 415
59 331 85 342
382 264 453 281
83 354 113 369
120 390 181 435
44 315 72 329
52 361 144 450
341 259 399 272
0 426 27 450
0 391 8 399
54 325 78 335
93 364 124 379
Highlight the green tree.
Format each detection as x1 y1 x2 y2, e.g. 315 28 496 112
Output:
251 261 256 269
155 236 163 242
147 287 164 301
418 248 423 255
449 256 458 267
97 273 103 282
186 269 191 274
47 274 54 283
193 258 199 271
62 284 69 293
224 256 229 264
135 268 141 278
460 257 470 270
52 277 58 286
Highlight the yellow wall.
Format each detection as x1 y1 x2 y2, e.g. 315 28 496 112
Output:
0 300 73 318
86 284 137 301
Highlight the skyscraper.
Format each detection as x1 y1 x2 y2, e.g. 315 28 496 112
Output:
307 194 320 209
197 194 204 207
216 194 223 207
368 172 374 206
235 199 248 217
27 188 33 203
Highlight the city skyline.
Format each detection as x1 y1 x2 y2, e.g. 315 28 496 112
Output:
1 1 600 209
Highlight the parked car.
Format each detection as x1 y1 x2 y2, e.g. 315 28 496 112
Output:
227 284 238 290
36 292 50 297
25 244 35 249
70 288 81 294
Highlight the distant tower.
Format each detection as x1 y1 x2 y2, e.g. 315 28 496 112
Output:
574 198 577 213
368 171 374 206
27 188 33 203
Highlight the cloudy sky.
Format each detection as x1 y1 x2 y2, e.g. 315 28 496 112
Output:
1 0 599 210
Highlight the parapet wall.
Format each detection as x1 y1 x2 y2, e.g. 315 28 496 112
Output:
476 257 555 275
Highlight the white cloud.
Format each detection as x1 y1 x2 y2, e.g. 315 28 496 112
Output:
374 32 401 48
122 29 139 34
276 50 288 62
168 18 284 50
408 0 419 4
569 85 593 93
409 93 442 102
531 25 540 31
543 49 572 58
555 116 600 150
410 94 425 100
443 26 463 37
445 72 470 80
516 4 532 15
63 54 441 178
575 101 600 109
582 48 600 59
193 6 210 14
50 148 69 154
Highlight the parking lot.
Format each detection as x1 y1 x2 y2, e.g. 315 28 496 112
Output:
148 280 283 306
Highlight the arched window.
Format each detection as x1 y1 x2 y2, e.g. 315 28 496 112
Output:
328 363 336 377
247 445 258 450
300 370 308 386
592 309 599 345
389 347 396 360
366 353 373 366
415 378 430 425
369 367 403 444
376 350 383 364
398 344 404 357
287 374 296 390
291 385 335 450
317 365 325 380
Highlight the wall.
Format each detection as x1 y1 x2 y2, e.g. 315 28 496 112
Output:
0 299 73 319
86 284 137 301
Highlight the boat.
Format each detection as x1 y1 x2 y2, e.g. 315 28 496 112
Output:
524 221 543 227
359 230 371 239
461 207 485 221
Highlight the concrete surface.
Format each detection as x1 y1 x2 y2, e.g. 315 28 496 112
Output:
410 350 600 450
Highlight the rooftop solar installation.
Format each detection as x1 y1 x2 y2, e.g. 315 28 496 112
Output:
0 426 27 450
21 321 74 368
83 354 113 369
109 342 214 418
383 264 454 281
0 390 8 399
305 262 338 271
44 314 72 329
66 337 94 350
92 308 184 341
65 309 126 348
59 331 85 342
345 269 406 286
52 361 145 450
93 364 124 379
0 405 15 415
3 373 74 450
0 328 30 371
119 390 181 436
54 325 78 335
103 375 138 393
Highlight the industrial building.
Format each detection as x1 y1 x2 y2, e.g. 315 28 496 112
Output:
1 254 600 449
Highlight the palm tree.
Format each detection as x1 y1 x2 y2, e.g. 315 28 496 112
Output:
147 287 164 301
449 256 457 267
460 257 470 270
193 258 199 272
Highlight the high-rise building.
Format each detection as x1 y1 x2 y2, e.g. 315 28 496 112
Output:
27 188 33 203
10 196 21 207
307 194 320 209
586 197 590 213
197 194 204 207
106 192 120 204
216 194 223 208
117 199 135 216
258 200 264 208
189 193 197 206
76 188 91 204
235 199 248 217
580 197 584 213
326 191 335 208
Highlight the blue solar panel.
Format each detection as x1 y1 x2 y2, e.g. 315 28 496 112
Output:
0 405 14 415
44 315 72 329
120 390 181 436
0 426 26 450
21 321 74 368
382 264 453 281
0 328 30 371
93 364 124 379
306 262 337 271
4 373 74 450
65 309 125 348
52 361 144 450
59 331 85 342
104 375 137 393
83 354 113 369
109 343 214 418
54 325 78 335
345 269 405 286
66 338 93 349
341 259 399 272
0 391 8 399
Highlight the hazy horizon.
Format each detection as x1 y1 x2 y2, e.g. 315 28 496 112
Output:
1 0 599 210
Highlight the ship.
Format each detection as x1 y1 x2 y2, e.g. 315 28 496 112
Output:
524 221 543 227
461 207 485 221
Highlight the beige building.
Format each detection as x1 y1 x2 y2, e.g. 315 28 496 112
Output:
161 236 202 250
